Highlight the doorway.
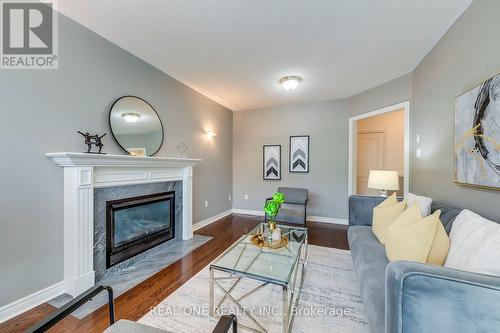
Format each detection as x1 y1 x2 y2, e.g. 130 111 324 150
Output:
357 130 387 195
348 101 410 196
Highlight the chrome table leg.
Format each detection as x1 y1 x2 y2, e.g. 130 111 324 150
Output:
282 286 289 333
210 266 214 317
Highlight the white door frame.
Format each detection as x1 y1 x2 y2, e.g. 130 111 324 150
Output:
348 100 411 196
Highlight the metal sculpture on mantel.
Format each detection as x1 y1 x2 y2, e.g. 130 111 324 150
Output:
78 131 106 154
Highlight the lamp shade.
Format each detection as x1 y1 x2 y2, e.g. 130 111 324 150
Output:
367 170 399 191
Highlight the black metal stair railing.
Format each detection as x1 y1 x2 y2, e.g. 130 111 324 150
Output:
25 285 115 333
24 284 237 333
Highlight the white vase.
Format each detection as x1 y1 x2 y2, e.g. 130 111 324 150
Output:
272 228 282 242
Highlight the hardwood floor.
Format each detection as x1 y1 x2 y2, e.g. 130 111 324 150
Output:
0 214 348 333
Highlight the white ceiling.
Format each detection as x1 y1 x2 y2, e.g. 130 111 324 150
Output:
57 0 473 111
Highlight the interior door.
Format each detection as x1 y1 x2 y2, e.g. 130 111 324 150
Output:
356 131 387 195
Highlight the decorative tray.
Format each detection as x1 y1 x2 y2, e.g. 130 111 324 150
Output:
250 233 289 249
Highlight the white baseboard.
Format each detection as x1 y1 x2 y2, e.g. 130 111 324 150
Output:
232 209 264 216
193 209 234 231
307 216 348 225
0 281 64 324
232 209 348 225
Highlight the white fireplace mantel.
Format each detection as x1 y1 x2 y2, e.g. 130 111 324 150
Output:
47 152 202 297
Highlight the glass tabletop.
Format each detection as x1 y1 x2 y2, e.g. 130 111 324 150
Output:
210 223 308 286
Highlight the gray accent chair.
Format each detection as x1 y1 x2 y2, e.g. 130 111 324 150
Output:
265 187 308 226
348 195 500 333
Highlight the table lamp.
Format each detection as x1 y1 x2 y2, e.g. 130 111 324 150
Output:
367 170 399 196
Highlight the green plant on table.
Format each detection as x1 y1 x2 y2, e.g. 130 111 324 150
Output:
264 192 286 231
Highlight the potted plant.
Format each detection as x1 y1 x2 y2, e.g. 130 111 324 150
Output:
264 192 285 234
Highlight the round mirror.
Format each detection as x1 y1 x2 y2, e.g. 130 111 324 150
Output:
109 96 164 156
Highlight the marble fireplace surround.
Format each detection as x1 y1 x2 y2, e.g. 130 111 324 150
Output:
93 181 183 282
47 152 201 297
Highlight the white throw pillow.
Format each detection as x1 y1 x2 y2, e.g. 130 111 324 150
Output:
444 209 500 277
406 192 432 216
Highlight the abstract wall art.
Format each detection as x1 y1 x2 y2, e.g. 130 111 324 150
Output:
455 73 500 189
263 145 281 180
289 135 310 173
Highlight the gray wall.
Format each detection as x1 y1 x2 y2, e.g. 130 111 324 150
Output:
347 73 412 117
232 75 412 219
233 74 412 219
411 0 500 221
233 100 349 218
0 13 232 307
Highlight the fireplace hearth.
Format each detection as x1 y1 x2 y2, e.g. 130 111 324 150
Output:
106 192 175 267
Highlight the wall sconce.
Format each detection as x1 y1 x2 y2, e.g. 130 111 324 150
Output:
205 130 217 138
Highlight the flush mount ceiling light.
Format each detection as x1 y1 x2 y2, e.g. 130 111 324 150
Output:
279 75 302 91
121 112 141 123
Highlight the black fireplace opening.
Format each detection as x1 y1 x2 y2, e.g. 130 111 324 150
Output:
106 191 175 268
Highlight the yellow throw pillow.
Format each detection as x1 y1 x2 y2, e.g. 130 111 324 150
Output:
378 192 398 207
386 209 440 263
372 193 408 244
390 204 422 228
427 210 450 266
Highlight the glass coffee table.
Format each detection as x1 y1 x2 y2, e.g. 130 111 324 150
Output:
209 223 308 333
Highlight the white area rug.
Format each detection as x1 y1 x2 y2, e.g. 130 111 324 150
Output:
139 245 368 333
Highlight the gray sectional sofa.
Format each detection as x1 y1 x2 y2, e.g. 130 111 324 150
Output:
347 195 500 333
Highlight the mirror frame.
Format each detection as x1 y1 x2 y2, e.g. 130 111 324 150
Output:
108 95 165 157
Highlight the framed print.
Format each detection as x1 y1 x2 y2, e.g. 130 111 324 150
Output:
289 135 310 173
263 145 281 180
455 73 500 189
